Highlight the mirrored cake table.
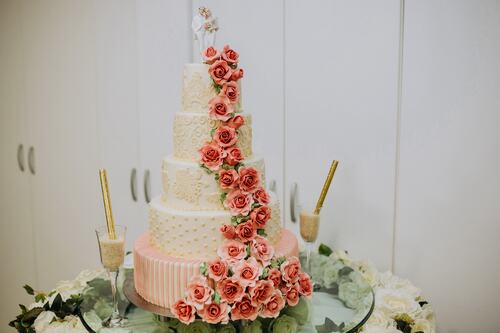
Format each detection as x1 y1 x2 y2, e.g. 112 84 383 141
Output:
79 258 374 333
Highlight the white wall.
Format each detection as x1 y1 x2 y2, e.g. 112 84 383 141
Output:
1 1 500 332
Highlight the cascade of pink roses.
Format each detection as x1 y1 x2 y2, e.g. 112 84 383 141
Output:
170 45 313 326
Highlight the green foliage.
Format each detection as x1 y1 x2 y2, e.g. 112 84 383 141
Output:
257 229 267 237
22 285 34 295
315 317 344 333
200 262 208 276
318 243 333 257
395 313 414 333
200 163 214 175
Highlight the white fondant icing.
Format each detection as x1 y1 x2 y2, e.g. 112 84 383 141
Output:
161 155 266 211
173 112 252 162
149 194 282 260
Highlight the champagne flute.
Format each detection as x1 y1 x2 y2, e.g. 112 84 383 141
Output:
95 225 126 328
300 205 320 273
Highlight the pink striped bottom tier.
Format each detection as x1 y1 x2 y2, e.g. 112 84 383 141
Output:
133 229 299 309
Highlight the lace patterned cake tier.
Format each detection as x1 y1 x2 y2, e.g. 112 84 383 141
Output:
181 63 241 113
161 155 266 211
148 195 282 260
173 112 252 162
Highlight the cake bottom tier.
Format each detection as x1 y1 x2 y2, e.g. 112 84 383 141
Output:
134 229 299 309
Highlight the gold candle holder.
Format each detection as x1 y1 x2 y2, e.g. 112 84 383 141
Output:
314 160 339 215
99 169 116 240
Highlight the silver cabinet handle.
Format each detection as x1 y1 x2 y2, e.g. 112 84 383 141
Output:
269 179 277 195
27 146 35 175
130 168 138 202
290 182 299 223
17 144 25 172
144 169 151 203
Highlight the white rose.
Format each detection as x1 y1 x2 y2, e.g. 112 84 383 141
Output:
412 318 435 333
377 272 421 299
53 280 84 301
330 249 352 265
375 289 420 317
75 269 105 285
353 260 379 287
416 304 436 329
362 325 401 333
364 309 393 329
33 311 56 333
43 316 87 333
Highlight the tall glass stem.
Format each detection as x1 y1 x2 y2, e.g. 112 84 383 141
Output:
306 242 314 274
108 269 120 323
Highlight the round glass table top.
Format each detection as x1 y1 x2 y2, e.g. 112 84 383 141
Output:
79 257 374 333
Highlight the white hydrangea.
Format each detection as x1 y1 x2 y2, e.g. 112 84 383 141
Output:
375 289 421 318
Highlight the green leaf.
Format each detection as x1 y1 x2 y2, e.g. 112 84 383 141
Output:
34 293 46 303
50 294 63 312
210 127 216 137
257 229 267 237
315 317 344 333
18 304 27 314
200 262 208 276
261 267 269 279
20 307 44 327
213 292 221 304
220 192 228 204
318 244 333 257
234 163 244 171
23 285 34 295
251 203 262 209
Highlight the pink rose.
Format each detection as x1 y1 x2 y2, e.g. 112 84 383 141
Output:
252 187 270 205
224 190 254 216
282 283 300 306
207 259 228 282
251 236 275 266
170 299 195 324
217 239 246 264
209 59 232 85
230 68 244 81
298 272 313 298
235 221 257 243
208 95 234 121
280 256 301 285
233 257 262 288
217 277 245 304
224 147 244 166
199 301 230 324
221 45 239 64
202 46 221 64
226 115 245 129
219 224 236 239
231 295 258 321
220 82 239 104
213 126 238 148
260 290 286 318
199 141 225 171
248 279 274 305
186 275 213 309
267 268 282 287
218 169 239 190
250 206 271 229
238 167 261 193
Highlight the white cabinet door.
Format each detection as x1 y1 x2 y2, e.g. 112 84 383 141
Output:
285 0 402 271
136 0 192 214
21 0 102 290
396 1 500 331
191 0 286 207
0 1 37 330
94 0 144 252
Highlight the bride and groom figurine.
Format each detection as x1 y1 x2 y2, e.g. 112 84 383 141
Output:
192 7 219 58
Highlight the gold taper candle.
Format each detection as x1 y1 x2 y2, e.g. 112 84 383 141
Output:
99 169 116 239
314 160 339 215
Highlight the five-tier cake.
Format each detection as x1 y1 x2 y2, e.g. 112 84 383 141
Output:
133 62 299 309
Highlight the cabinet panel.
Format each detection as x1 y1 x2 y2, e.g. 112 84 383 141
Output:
0 1 37 330
136 0 191 215
396 1 500 331
94 0 143 251
191 0 286 206
21 0 101 289
285 0 401 270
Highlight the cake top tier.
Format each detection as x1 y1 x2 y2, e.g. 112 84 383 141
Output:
181 63 242 113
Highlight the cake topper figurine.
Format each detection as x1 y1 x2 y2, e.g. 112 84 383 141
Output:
192 7 219 57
